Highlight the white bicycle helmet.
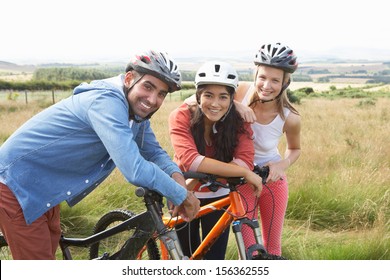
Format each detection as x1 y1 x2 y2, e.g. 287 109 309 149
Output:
254 43 298 73
126 50 182 92
195 61 239 89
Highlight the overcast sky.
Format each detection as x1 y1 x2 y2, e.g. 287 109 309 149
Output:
1 0 389 64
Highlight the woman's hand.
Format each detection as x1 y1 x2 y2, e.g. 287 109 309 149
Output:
234 100 256 123
244 170 263 196
266 159 290 182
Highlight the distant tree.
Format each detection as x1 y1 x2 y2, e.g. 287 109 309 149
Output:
238 73 253 81
32 67 115 82
180 71 194 81
352 70 367 74
292 74 312 82
287 90 300 104
380 70 390 75
308 69 330 74
318 77 330 82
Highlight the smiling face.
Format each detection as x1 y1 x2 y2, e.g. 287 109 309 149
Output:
255 65 284 101
198 84 232 124
124 72 169 118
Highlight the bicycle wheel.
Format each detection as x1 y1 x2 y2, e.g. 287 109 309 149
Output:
89 209 160 260
0 232 12 260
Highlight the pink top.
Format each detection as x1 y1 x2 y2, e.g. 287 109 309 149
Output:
169 103 254 197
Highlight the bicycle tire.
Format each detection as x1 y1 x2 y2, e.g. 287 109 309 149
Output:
0 232 7 247
0 232 12 260
89 209 160 260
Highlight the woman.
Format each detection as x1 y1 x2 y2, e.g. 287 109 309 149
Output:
169 61 263 259
235 42 301 259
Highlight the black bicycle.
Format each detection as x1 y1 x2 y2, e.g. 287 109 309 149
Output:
0 185 181 260
0 165 271 260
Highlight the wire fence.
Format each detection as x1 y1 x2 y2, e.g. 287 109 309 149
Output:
0 90 72 105
0 89 194 106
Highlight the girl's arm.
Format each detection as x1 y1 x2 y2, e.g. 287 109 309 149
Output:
234 81 256 123
267 112 301 182
284 112 301 167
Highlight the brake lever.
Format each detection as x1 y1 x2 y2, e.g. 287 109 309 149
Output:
198 181 213 191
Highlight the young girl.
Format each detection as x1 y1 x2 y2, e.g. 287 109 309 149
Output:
235 42 301 259
169 61 263 259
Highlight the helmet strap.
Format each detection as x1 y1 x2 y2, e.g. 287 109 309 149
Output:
220 101 233 122
212 95 234 133
212 123 218 134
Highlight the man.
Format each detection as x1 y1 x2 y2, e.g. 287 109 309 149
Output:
0 50 200 259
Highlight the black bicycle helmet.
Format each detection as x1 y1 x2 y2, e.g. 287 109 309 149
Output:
254 43 298 73
126 50 182 92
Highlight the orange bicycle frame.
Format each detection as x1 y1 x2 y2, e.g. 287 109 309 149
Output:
160 190 247 260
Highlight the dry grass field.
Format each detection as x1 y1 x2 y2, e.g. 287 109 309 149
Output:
0 72 33 81
0 89 389 260
289 81 368 91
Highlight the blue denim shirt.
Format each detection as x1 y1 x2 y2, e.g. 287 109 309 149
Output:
0 75 186 224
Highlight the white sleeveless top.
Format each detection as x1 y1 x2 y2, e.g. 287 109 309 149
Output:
242 85 290 166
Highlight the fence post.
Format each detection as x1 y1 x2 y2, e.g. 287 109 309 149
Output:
52 90 55 104
25 90 28 104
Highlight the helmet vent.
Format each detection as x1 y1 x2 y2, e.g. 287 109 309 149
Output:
214 64 221 73
140 56 151 64
199 72 206 77
227 74 236 80
169 60 174 71
271 47 277 57
279 47 286 54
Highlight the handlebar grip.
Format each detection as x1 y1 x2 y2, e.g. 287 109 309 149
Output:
135 187 146 197
253 165 269 185
183 171 211 181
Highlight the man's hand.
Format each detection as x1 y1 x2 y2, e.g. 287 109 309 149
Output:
172 191 200 222
170 172 200 221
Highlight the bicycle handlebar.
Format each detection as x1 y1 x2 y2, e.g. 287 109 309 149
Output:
182 171 213 181
135 165 269 197
183 165 270 192
253 165 270 185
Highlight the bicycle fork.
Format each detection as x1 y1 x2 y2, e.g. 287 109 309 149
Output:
232 218 267 260
151 209 186 260
140 188 187 260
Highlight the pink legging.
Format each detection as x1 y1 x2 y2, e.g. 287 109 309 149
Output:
239 175 288 256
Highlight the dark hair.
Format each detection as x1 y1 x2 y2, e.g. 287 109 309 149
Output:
190 85 249 162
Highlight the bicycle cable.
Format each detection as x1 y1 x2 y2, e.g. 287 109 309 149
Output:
251 181 275 253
